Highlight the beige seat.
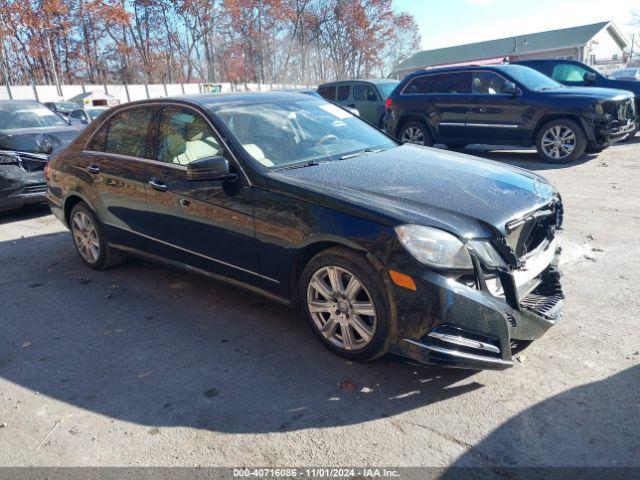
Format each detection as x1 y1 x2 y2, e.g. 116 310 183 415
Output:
168 119 221 165
243 144 274 167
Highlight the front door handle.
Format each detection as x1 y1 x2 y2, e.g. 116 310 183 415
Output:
86 165 100 174
148 179 168 192
478 107 487 113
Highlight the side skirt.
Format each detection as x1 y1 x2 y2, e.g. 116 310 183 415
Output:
109 242 292 307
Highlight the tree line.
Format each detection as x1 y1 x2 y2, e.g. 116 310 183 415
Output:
0 0 421 87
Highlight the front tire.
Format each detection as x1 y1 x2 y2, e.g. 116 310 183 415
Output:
535 119 586 163
300 248 393 362
70 202 125 270
399 121 433 146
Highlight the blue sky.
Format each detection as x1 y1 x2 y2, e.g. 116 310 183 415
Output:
395 0 640 50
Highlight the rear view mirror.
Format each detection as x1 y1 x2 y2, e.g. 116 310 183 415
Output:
584 72 597 83
501 81 519 95
186 155 232 181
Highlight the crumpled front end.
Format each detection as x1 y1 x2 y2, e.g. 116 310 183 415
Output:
0 151 48 212
388 198 564 370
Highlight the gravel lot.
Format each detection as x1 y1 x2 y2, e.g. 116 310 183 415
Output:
0 141 639 468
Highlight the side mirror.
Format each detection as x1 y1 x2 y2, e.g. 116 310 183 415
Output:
584 72 597 83
501 81 519 95
186 155 232 181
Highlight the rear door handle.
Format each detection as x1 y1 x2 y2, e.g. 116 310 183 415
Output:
478 107 487 113
148 179 168 192
86 165 100 174
348 104 356 108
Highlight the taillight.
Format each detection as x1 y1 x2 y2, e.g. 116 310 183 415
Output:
385 98 393 109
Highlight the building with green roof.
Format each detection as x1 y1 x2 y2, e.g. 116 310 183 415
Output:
397 21 628 78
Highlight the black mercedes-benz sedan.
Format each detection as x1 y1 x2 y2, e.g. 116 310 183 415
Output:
46 92 564 370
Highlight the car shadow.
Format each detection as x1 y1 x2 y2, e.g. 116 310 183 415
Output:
0 203 51 224
0 232 483 434
443 365 640 472
453 146 598 171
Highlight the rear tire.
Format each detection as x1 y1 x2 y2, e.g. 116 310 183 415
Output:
70 202 125 270
535 119 586 164
399 121 433 146
299 247 393 362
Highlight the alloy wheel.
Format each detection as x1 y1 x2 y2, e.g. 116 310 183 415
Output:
306 266 377 351
72 211 100 263
541 125 576 160
401 126 425 145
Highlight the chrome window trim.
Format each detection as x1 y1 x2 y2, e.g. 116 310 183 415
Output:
400 71 472 96
82 101 252 185
81 150 189 171
400 69 521 96
105 221 280 284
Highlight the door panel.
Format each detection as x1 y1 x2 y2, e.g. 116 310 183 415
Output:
81 106 155 236
401 72 471 141
352 83 379 124
466 71 525 143
81 152 150 234
141 105 261 286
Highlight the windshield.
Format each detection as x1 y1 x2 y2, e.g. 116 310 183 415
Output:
52 102 80 112
376 82 400 98
214 99 397 169
0 101 68 129
500 66 563 91
87 108 106 119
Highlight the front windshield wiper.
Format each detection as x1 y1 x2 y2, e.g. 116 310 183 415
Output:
278 160 321 170
339 148 385 160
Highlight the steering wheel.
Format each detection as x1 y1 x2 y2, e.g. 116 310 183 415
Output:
316 134 338 146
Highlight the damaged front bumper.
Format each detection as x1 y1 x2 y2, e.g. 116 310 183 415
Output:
389 238 563 371
0 151 48 212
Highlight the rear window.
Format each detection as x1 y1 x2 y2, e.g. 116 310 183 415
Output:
317 85 336 100
403 72 471 94
337 85 350 101
89 107 153 157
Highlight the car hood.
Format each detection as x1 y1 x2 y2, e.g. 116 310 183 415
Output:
544 86 634 101
0 125 83 155
602 79 640 96
266 144 558 239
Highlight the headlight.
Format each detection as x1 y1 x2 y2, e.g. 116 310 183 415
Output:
466 240 507 268
395 225 473 269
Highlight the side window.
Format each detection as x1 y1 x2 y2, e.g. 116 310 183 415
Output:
104 108 153 158
403 73 471 94
552 63 590 82
336 85 350 101
88 121 108 151
317 85 336 100
353 84 377 101
472 72 509 95
157 106 223 166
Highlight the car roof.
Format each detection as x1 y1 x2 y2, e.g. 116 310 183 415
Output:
98 91 317 111
319 79 398 86
0 99 42 106
406 64 530 77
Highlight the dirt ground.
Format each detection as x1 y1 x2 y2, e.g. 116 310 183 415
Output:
0 140 638 468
